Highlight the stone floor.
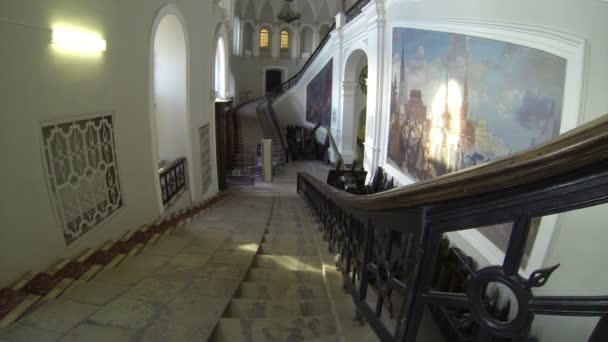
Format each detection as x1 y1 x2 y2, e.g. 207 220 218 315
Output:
0 161 380 342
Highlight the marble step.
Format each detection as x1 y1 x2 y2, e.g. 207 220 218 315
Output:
253 255 321 272
245 269 324 284
224 299 331 318
236 282 327 300
211 316 336 342
260 242 317 256
262 234 315 244
301 336 338 342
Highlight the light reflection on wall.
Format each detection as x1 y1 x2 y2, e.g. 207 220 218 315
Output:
429 79 462 167
51 26 106 56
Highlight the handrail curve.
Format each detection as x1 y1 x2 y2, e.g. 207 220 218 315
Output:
299 114 608 212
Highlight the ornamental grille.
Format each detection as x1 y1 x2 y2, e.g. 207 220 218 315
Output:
41 113 124 245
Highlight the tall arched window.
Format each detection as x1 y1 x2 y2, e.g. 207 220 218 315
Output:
280 31 289 49
214 36 226 98
260 28 269 48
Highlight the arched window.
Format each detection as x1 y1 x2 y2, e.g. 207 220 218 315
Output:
280 31 289 49
215 36 226 98
260 28 269 48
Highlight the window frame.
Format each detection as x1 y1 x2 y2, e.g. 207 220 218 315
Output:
259 28 270 49
280 30 289 50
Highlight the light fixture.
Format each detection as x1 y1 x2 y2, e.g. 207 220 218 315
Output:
52 27 106 53
277 0 301 24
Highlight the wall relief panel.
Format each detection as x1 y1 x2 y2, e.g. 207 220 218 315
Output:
41 113 124 245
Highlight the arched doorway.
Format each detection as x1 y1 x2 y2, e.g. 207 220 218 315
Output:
215 35 227 98
342 49 368 166
265 68 283 93
300 26 314 58
150 5 193 212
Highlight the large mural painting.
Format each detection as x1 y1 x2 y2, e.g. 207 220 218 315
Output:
306 59 333 127
387 28 566 182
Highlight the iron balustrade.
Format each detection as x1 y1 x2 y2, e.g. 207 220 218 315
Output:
346 0 372 23
159 157 187 206
297 114 608 341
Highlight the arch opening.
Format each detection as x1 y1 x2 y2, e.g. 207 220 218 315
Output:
151 10 193 210
242 22 254 56
342 49 368 167
300 26 314 58
215 35 227 99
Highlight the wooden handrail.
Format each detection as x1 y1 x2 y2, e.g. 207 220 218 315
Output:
299 114 608 211
326 130 343 168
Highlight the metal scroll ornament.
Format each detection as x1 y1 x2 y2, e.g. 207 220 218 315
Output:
359 66 368 94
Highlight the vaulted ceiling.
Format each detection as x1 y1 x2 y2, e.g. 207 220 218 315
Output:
235 0 342 25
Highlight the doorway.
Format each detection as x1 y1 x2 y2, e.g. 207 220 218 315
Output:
265 69 283 93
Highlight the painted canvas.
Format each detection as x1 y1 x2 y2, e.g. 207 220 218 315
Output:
387 28 566 181
387 28 567 257
306 59 333 127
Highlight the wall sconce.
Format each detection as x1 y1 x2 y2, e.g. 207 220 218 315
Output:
52 28 106 53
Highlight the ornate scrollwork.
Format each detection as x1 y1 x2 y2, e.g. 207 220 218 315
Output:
42 113 124 244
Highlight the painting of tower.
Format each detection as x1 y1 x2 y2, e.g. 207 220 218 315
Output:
387 27 566 182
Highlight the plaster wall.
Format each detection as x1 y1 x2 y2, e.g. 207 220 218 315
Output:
230 55 305 101
0 0 226 287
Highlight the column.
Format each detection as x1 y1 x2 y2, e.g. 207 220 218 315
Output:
340 81 358 164
291 24 299 59
363 1 387 176
312 26 320 50
271 24 280 58
253 24 261 57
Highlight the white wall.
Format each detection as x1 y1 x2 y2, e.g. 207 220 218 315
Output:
271 1 608 340
230 55 305 101
0 0 227 287
154 15 188 163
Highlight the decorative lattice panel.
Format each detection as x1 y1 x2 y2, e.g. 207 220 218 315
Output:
199 124 212 194
41 113 124 245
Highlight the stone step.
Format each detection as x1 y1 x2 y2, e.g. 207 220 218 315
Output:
235 282 328 300
301 336 339 342
260 242 317 256
262 234 315 244
246 269 324 284
211 316 336 342
224 299 331 318
253 255 321 271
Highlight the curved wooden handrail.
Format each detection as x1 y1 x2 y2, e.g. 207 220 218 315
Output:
299 114 608 211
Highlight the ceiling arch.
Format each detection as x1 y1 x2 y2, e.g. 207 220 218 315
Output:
236 0 341 25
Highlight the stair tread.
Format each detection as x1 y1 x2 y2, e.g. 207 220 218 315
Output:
225 298 332 318
212 316 336 342
236 282 327 299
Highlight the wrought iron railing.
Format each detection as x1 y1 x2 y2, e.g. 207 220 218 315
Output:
159 157 187 205
345 0 372 23
298 114 608 341
264 92 290 163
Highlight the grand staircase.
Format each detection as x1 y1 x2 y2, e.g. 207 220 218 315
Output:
256 101 287 165
211 196 338 341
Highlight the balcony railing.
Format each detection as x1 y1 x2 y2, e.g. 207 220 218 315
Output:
345 0 372 23
159 157 187 205
297 114 608 341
